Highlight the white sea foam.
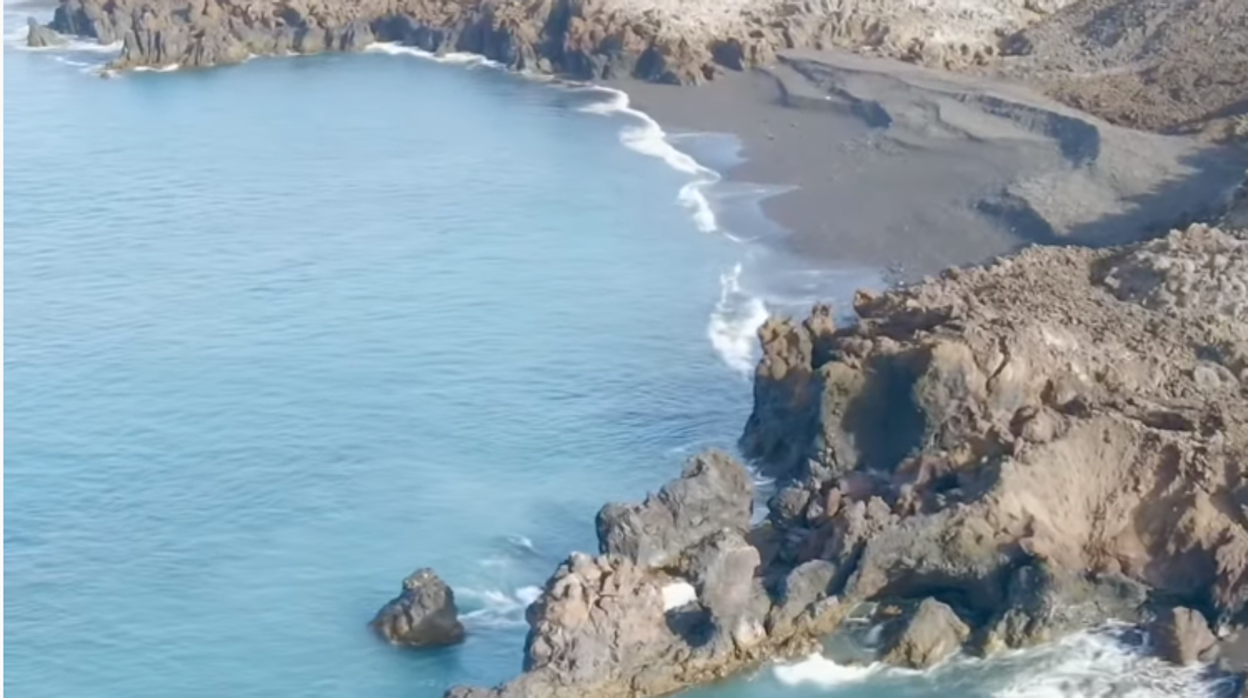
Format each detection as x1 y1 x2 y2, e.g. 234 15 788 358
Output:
363 42 500 68
133 63 180 73
516 585 543 605
707 263 769 374
988 630 1227 698
773 654 887 686
774 628 1230 697
458 586 543 629
576 86 721 233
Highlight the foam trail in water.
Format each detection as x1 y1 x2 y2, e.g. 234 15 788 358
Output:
505 534 538 555
576 86 720 233
707 263 769 374
458 586 544 629
773 654 887 687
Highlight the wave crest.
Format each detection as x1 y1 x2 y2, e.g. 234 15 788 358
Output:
576 86 720 233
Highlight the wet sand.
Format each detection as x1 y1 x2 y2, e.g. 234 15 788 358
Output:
612 49 1248 278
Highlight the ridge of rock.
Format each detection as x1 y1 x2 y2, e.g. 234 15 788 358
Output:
42 0 1071 78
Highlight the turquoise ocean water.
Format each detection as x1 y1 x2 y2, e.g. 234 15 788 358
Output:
3 10 1226 698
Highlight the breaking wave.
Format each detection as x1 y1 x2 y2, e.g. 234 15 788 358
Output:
707 263 769 375
457 586 544 629
363 42 501 69
772 628 1234 697
576 86 720 234
773 654 891 687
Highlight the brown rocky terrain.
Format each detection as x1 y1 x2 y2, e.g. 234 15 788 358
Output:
436 222 1248 698
31 0 1248 136
38 0 1064 80
1002 0 1248 136
743 221 1248 662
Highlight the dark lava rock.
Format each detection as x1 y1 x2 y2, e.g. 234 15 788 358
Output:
371 568 465 647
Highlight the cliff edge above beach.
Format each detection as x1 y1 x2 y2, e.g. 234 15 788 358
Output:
34 0 1248 136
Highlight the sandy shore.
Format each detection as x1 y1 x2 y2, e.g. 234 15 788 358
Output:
613 49 1248 278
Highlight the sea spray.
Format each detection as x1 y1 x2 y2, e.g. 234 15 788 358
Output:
707 263 769 374
457 586 544 630
772 628 1229 697
773 654 890 688
363 42 502 69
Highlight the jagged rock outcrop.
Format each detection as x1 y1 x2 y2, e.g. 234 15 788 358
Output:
446 224 1246 698
743 222 1248 655
446 453 843 698
38 0 1077 78
1151 607 1218 666
26 17 67 47
371 568 466 647
596 450 752 569
878 598 970 669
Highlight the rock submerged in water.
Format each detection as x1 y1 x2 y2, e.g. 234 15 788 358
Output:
26 18 67 47
371 568 465 647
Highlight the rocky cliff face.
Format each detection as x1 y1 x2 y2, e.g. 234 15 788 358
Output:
40 0 1074 79
743 221 1248 650
451 224 1247 698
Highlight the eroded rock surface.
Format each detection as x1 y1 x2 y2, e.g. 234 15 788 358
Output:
596 450 752 569
743 224 1248 649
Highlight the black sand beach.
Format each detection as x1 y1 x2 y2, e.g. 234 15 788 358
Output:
615 49 1248 278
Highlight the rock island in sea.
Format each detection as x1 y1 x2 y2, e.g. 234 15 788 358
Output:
27 0 1248 694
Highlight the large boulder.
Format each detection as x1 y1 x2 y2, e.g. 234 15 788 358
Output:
766 559 839 637
371 568 465 647
879 598 970 669
1150 607 1218 665
596 451 752 569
